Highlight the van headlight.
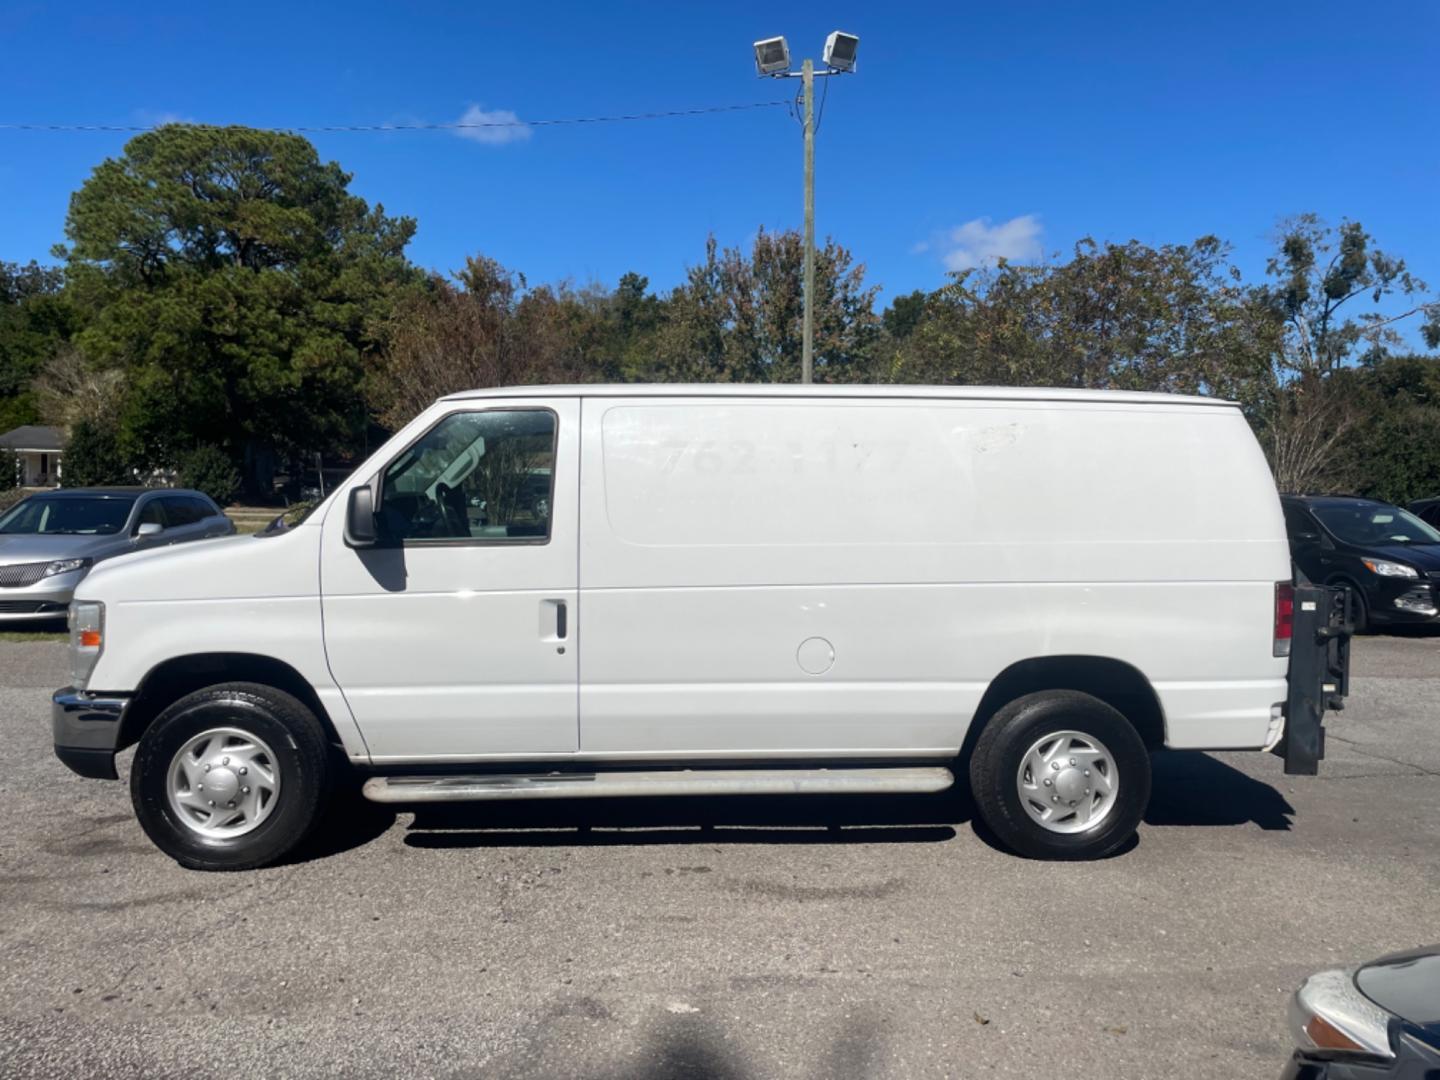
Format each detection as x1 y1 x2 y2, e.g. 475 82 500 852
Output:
68 601 104 689
44 557 92 578
1362 559 1418 579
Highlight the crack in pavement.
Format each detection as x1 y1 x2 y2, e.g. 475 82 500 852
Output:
1326 732 1440 778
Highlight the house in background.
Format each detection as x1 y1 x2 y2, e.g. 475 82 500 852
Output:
0 425 64 487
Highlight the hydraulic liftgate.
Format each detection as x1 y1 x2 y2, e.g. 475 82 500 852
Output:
1280 582 1353 776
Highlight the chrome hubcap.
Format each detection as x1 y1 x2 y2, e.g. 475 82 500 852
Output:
1016 729 1118 834
165 727 281 839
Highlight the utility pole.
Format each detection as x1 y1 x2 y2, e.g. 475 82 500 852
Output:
752 32 858 385
801 58 815 384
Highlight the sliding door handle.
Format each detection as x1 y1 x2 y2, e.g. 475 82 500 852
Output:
556 600 568 640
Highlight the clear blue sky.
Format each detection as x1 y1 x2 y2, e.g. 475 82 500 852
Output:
2 1 1437 315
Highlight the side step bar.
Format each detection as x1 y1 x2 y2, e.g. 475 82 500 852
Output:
362 767 955 804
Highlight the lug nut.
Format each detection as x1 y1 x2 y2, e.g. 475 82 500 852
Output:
207 800 215 807
227 801 235 808
1069 800 1077 807
1068 758 1076 766
222 757 230 765
1051 762 1060 771
204 764 212 772
1051 796 1059 803
1083 769 1090 776
1043 779 1052 787
239 767 247 776
242 787 250 794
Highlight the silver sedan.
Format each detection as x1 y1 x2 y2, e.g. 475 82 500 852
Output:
0 487 234 621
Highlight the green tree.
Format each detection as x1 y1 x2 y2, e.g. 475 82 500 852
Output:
878 236 1274 400
649 230 880 383
62 124 420 493
62 419 132 487
1335 355 1440 504
371 257 589 430
1255 216 1439 493
0 448 18 493
178 443 242 506
0 261 75 432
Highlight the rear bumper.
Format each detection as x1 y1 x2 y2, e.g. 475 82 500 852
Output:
52 687 130 780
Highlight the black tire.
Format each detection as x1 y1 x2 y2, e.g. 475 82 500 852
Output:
968 690 1151 860
130 682 331 871
1348 587 1370 635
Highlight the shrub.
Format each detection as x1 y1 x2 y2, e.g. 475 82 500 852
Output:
178 444 242 507
63 420 132 487
0 448 17 492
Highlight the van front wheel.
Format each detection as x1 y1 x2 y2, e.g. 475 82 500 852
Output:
130 683 331 871
969 690 1150 860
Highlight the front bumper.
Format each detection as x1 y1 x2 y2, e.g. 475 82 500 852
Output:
1368 576 1439 625
0 569 85 621
52 687 130 780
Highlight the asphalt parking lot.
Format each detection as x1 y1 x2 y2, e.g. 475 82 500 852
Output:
2 633 1438 1079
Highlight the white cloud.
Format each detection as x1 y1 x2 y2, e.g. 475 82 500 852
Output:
929 214 1043 271
454 104 531 146
135 109 198 127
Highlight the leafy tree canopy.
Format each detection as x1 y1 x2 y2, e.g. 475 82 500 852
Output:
61 125 421 492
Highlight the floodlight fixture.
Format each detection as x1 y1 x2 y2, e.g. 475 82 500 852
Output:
753 35 791 76
823 31 859 72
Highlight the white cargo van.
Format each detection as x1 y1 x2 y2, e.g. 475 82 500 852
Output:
52 385 1347 870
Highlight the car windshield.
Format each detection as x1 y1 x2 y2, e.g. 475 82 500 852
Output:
1312 504 1440 546
0 496 135 536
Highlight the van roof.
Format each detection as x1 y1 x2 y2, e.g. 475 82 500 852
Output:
441 384 1236 408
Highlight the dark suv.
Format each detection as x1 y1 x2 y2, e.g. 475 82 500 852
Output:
1281 495 1440 631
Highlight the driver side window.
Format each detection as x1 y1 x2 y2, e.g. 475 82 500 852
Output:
136 499 167 531
379 409 556 543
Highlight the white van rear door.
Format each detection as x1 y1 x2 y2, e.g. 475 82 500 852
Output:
320 399 579 760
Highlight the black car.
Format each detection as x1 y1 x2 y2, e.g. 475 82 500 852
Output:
1280 495 1440 632
1283 946 1440 1078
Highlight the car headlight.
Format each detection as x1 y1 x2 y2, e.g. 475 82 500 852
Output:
1362 559 1418 579
43 557 92 578
68 601 104 690
1289 968 1395 1062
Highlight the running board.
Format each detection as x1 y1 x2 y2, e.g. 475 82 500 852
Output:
361 766 954 804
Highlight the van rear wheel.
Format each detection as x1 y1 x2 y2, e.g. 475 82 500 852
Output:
130 682 331 871
969 690 1150 860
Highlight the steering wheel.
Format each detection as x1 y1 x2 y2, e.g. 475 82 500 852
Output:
434 483 469 536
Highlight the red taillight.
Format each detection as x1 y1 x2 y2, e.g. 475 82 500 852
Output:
1275 583 1294 657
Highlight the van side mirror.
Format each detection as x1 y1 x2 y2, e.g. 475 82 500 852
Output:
346 485 378 547
135 522 164 539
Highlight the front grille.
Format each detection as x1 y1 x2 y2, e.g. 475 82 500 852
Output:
0 561 50 588
0 600 65 614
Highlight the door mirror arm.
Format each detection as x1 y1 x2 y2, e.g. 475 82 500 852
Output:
346 485 379 547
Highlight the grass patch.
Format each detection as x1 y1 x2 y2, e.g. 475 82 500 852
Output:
0 630 66 642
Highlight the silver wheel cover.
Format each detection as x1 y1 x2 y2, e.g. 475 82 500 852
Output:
165 726 282 839
1015 729 1119 834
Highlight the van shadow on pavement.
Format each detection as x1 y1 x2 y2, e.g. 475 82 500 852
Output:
290 750 1292 862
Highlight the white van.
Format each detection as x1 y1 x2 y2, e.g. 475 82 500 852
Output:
52 385 1344 870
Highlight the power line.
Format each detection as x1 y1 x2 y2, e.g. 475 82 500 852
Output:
0 101 792 135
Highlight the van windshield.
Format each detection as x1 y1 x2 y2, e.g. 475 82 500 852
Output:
1312 505 1440 546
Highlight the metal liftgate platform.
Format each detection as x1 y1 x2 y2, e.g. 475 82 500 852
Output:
1280 581 1353 776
